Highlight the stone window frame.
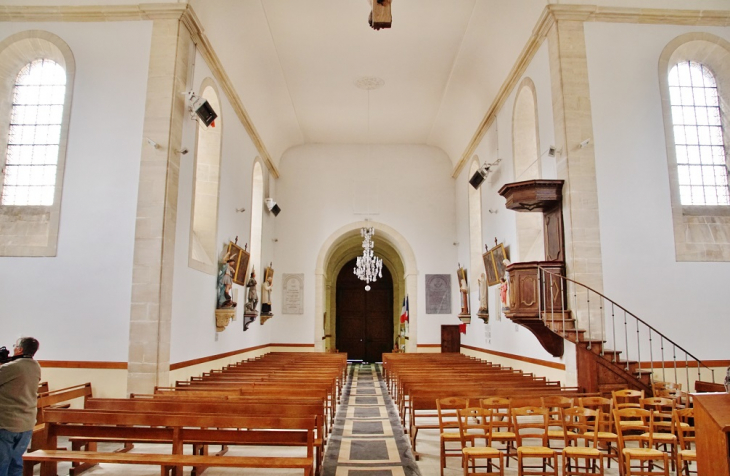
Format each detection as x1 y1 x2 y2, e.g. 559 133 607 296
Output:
188 78 222 274
248 159 265 281
468 157 483 287
511 77 545 262
0 30 75 257
659 33 730 262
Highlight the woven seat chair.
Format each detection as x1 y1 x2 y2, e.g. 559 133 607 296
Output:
480 397 516 466
673 408 696 476
457 407 504 476
542 395 575 452
437 397 473 476
579 396 619 469
511 406 558 476
613 408 669 476
561 406 604 476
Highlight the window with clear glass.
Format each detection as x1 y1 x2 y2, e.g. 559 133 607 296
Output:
1 59 66 206
669 61 729 206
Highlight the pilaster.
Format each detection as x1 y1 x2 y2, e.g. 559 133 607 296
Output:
127 18 191 395
547 19 604 336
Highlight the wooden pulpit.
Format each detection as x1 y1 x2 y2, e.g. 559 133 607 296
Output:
694 392 730 476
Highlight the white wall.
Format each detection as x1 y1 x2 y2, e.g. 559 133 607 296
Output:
169 49 275 365
270 144 458 346
0 21 152 361
456 42 566 370
585 22 730 360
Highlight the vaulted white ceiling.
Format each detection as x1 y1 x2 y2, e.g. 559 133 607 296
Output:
190 0 549 170
14 0 724 170
186 0 729 171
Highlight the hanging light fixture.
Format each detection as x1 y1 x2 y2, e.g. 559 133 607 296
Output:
354 226 383 291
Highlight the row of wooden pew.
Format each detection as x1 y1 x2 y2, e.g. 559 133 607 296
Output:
382 353 594 457
24 352 348 476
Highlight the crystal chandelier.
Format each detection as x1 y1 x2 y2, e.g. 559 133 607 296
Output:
354 227 383 291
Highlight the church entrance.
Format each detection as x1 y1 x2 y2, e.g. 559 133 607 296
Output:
336 258 393 363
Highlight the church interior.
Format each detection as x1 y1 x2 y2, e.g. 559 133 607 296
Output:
1 0 730 474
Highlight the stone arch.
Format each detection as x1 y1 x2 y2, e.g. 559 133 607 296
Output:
468 157 484 288
315 221 418 353
188 77 222 273
658 32 730 262
512 77 544 261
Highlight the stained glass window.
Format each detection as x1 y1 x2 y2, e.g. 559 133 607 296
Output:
1 59 66 206
669 61 729 206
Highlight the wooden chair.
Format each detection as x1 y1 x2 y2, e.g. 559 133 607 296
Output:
613 408 669 476
511 406 558 476
457 407 504 476
480 397 516 466
561 406 604 476
673 408 696 476
640 397 677 470
579 396 619 469
612 389 644 411
541 396 574 452
437 397 472 476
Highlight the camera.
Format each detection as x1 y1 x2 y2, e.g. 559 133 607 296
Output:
0 346 9 364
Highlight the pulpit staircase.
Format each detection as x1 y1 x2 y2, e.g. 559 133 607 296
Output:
507 263 717 396
497 179 717 395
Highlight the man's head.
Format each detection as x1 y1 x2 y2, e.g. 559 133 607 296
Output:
14 337 39 357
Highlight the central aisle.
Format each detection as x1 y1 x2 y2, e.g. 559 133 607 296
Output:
322 363 421 476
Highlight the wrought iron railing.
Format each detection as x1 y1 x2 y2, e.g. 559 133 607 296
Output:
536 265 716 390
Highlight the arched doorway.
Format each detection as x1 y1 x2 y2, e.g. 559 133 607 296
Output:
336 258 394 362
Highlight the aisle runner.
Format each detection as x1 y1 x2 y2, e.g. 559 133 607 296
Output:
323 363 421 476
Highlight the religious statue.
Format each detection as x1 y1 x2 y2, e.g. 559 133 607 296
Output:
216 253 237 309
477 272 488 323
500 259 511 310
244 268 258 314
260 264 274 323
457 265 470 324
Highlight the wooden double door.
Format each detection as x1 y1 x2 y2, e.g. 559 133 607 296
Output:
336 258 393 363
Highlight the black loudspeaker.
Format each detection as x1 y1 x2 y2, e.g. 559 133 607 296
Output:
194 100 218 127
469 169 486 189
271 204 281 216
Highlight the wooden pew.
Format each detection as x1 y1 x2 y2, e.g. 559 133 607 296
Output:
71 397 327 474
25 408 315 476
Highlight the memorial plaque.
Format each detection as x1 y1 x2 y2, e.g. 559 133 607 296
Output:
282 273 304 314
426 274 451 314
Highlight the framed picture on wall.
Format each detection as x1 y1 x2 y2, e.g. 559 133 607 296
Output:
226 241 250 286
483 251 499 286
492 243 508 281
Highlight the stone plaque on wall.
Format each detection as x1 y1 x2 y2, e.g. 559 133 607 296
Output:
426 274 451 314
282 274 304 314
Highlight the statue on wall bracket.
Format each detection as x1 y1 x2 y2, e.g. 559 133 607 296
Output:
215 240 249 332
457 264 471 324
243 266 258 331
260 264 274 325
477 272 489 323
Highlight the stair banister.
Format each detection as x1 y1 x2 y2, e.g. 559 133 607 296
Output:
536 265 716 388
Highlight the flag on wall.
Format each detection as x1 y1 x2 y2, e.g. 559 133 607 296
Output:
459 323 467 334
400 295 409 323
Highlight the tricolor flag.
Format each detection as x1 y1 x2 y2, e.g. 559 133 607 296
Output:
400 295 409 323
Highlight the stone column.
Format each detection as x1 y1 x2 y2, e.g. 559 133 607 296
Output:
547 18 604 338
127 18 191 395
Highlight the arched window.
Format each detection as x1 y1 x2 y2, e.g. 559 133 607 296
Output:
659 33 730 262
249 161 264 280
668 61 728 205
512 79 544 261
468 158 483 287
188 80 222 274
2 59 66 206
0 31 75 257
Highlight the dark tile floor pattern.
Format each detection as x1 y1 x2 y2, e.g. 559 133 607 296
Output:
322 363 421 476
